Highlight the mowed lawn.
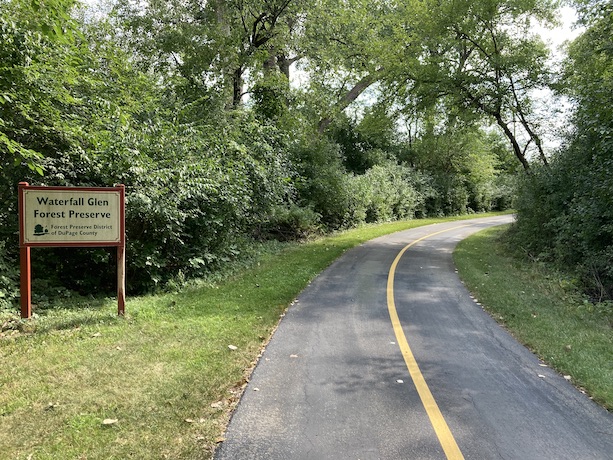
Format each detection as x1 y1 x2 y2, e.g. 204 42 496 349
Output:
454 225 613 411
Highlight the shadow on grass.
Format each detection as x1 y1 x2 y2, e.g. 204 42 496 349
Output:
0 296 121 336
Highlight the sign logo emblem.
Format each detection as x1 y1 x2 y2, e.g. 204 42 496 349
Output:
33 224 48 236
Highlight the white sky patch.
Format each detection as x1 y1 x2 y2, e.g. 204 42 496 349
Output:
531 6 585 153
538 6 584 53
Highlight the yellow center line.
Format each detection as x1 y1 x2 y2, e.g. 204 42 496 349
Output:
387 225 470 460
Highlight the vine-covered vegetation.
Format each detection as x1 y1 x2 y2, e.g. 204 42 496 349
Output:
2 0 607 307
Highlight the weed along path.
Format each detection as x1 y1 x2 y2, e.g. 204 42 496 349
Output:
214 216 613 460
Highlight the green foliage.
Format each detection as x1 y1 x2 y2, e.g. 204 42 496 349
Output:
292 126 465 228
408 116 517 215
350 162 431 223
0 241 18 309
92 111 295 292
512 150 613 299
0 0 83 174
0 0 530 306
330 108 405 174
114 0 304 108
124 122 294 291
255 204 322 241
428 174 470 216
511 0 613 299
0 5 299 297
252 72 290 121
490 174 518 211
397 0 556 169
291 136 351 229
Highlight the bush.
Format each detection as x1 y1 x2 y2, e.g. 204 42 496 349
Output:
313 163 425 228
0 241 19 309
490 174 517 211
353 162 428 223
0 110 296 296
425 174 470 216
255 204 322 241
511 147 613 300
291 137 354 229
119 116 296 292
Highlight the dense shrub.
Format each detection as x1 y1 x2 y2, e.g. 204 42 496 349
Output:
1 110 296 295
291 137 354 229
117 116 296 292
351 163 430 223
0 241 19 309
424 174 470 216
511 148 613 299
490 175 517 211
510 167 562 259
254 204 322 241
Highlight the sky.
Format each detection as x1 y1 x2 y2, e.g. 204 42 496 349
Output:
538 6 584 53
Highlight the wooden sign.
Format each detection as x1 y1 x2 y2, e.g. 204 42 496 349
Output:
19 186 124 247
18 183 126 318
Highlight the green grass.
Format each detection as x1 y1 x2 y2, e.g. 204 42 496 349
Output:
454 225 613 410
0 212 511 460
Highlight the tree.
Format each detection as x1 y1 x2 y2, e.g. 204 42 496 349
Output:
511 0 613 298
114 0 304 108
394 0 557 170
407 107 510 213
0 0 84 174
300 0 412 133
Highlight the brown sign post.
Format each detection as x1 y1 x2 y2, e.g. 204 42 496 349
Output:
18 183 126 318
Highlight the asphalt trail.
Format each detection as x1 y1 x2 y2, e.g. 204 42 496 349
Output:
215 216 613 460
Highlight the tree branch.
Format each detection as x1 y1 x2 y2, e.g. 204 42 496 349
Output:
318 72 380 134
509 76 549 167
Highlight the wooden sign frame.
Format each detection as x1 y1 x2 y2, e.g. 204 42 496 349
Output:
18 182 126 318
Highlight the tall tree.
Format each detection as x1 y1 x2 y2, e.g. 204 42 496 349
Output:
300 0 413 133
114 0 304 108
394 0 557 170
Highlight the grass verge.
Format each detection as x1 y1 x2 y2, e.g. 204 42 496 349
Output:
454 225 613 411
0 212 509 460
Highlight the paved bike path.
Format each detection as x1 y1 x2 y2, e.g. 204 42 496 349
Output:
215 216 613 459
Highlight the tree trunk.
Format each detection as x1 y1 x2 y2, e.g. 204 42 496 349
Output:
318 73 377 134
277 53 300 80
460 83 532 172
232 66 243 107
509 77 549 167
495 113 531 171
